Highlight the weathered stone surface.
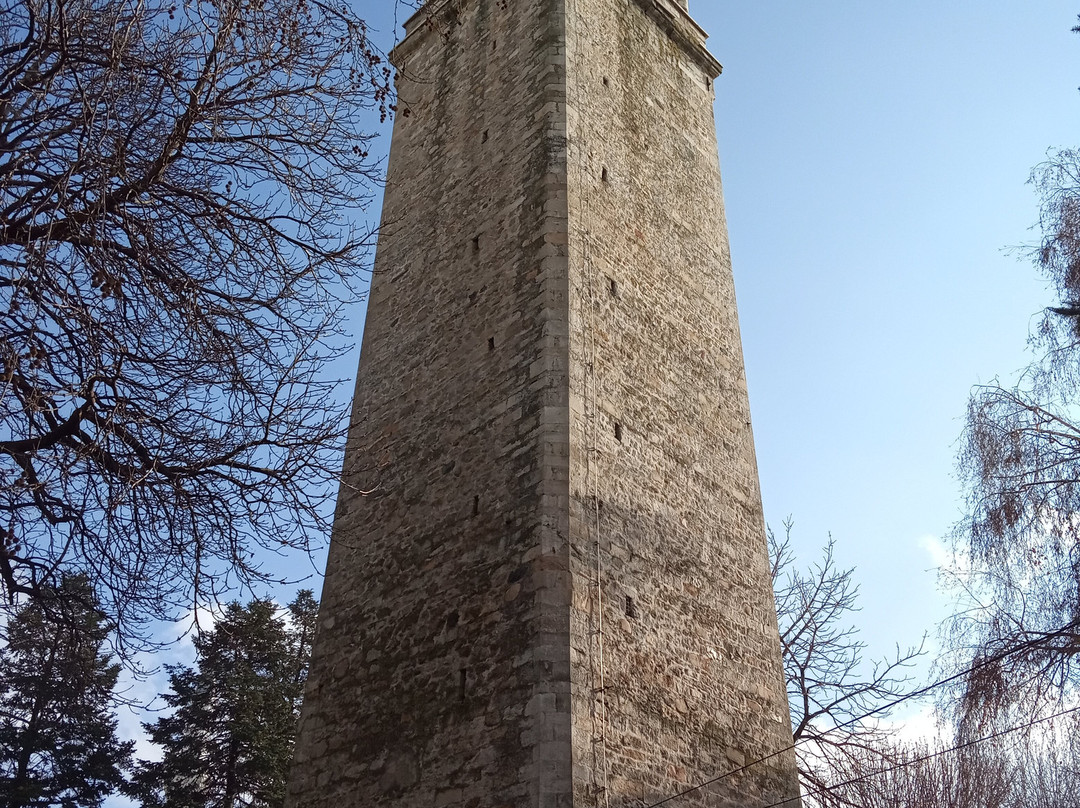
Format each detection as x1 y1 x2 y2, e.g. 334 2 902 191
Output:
286 0 801 806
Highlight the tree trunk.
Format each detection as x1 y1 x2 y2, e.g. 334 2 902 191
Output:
9 643 57 808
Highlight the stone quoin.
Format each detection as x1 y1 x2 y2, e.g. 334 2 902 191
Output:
286 0 802 806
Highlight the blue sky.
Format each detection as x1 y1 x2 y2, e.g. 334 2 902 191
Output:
706 1 1080 681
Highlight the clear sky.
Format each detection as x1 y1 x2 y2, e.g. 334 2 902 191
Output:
704 1 1080 685
336 2 1080 690
109 2 1080 772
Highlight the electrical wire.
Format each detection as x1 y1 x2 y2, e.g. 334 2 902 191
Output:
642 622 1080 808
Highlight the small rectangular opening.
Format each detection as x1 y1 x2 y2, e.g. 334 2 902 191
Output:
601 166 609 183
459 668 468 701
473 495 480 516
488 336 495 351
625 596 638 619
602 76 610 87
482 129 489 143
472 235 480 252
614 422 623 442
608 277 618 297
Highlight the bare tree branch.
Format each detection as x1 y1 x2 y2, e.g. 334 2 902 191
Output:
0 0 393 658
769 519 926 798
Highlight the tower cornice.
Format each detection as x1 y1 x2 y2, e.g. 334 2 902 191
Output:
389 0 457 65
630 0 722 78
390 0 722 78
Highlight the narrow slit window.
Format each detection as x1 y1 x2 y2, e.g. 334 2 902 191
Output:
602 76 610 87
472 235 480 252
473 495 480 516
625 596 638 619
608 277 618 297
488 336 495 351
614 422 623 442
601 166 609 183
482 129 489 143
459 669 468 701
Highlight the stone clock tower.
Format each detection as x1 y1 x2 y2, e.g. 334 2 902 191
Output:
286 1 801 806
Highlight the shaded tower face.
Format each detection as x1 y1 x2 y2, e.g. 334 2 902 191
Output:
286 1 801 807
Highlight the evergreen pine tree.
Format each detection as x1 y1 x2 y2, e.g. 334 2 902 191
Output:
285 590 318 719
0 576 133 808
131 592 318 808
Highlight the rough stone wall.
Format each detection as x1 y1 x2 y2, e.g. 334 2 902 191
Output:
564 0 801 805
287 0 801 806
286 0 575 805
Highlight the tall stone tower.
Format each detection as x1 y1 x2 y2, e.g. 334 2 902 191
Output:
287 0 801 806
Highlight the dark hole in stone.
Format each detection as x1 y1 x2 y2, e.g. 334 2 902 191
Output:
488 336 495 351
459 669 467 701
614 422 623 442
442 460 456 475
472 235 480 252
482 129 489 143
625 596 638 619
603 76 610 87
601 166 609 183
608 277 618 297
446 610 459 628
473 495 480 516
508 564 530 584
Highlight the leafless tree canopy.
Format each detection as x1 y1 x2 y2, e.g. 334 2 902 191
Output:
808 739 1014 808
769 521 925 798
1032 148 1080 337
1009 718 1080 808
805 716 1080 808
0 0 388 653
952 148 1080 724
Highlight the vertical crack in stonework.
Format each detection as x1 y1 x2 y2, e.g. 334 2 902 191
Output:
285 1 802 807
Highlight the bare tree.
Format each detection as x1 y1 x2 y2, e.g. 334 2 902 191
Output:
769 520 925 799
948 387 1080 723
808 738 1014 808
950 145 1080 728
0 0 392 655
803 713 1080 808
1009 715 1080 808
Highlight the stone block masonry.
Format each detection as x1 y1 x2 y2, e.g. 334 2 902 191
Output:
285 0 801 806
